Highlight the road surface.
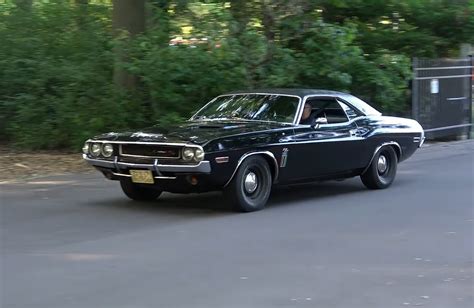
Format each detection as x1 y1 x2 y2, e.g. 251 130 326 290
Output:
1 141 473 308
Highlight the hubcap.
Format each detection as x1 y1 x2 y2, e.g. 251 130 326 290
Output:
377 155 388 173
244 172 258 193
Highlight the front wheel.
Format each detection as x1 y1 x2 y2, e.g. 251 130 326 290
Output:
120 180 162 201
361 146 398 189
224 156 272 212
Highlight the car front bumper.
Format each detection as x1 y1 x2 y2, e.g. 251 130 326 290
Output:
83 154 212 179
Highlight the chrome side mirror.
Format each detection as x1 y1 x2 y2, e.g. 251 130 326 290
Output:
311 117 328 129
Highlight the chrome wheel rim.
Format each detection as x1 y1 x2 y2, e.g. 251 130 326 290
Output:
377 155 388 174
244 172 258 194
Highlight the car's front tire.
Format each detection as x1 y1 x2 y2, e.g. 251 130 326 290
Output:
361 146 398 189
120 180 162 201
224 156 272 212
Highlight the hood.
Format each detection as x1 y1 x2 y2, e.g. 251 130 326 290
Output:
92 120 293 145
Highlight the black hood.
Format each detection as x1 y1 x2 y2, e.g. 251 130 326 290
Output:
93 120 293 145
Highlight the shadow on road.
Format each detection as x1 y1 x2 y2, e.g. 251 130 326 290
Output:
270 179 365 206
85 179 366 215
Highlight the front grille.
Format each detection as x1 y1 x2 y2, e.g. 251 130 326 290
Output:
118 156 197 165
120 144 181 159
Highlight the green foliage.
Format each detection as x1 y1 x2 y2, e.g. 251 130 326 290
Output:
319 0 474 57
0 0 470 149
0 2 120 149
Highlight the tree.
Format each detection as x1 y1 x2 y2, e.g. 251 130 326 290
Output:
75 0 88 28
112 0 146 89
14 0 32 11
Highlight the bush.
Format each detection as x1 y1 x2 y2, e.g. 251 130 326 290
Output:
0 1 413 150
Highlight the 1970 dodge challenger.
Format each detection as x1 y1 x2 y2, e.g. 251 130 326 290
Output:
83 89 424 212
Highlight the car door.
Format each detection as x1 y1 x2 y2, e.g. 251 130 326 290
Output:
278 96 367 182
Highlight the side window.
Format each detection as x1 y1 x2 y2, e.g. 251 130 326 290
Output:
306 98 349 124
337 100 361 120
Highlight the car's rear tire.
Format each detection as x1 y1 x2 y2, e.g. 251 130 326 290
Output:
120 180 162 201
361 146 398 189
224 156 272 212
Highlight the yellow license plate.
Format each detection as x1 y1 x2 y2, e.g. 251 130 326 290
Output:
129 170 154 184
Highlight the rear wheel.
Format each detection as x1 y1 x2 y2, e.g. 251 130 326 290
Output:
224 156 272 212
120 180 162 201
361 146 398 189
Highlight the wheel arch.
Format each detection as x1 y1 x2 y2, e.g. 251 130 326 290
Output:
362 141 402 175
224 151 279 187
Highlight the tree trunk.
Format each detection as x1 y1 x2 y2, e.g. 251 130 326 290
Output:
75 0 88 28
113 0 146 37
261 1 276 64
112 0 146 89
229 0 250 39
14 0 32 11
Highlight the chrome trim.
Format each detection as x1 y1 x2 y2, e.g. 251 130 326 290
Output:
153 159 162 176
84 154 211 173
244 172 258 193
119 144 181 159
267 135 364 146
86 139 202 148
215 156 229 163
189 93 302 125
297 115 367 128
110 172 176 180
419 136 426 148
113 156 120 172
377 155 388 173
299 94 378 123
224 151 279 187
362 142 402 175
419 127 425 148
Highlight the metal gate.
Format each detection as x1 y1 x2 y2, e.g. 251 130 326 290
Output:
412 57 473 139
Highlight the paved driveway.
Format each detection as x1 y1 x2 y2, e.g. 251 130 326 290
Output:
1 141 473 308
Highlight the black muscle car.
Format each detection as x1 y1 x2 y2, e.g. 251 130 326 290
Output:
83 89 424 212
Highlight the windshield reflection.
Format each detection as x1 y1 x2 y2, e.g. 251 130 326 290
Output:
192 94 300 123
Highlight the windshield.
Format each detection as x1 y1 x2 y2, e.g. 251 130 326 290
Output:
192 94 300 123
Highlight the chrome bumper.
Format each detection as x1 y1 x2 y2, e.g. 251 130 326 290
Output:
83 155 211 174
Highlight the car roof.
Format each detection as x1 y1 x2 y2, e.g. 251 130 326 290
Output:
223 88 347 99
221 88 381 116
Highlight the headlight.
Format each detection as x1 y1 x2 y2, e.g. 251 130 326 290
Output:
101 143 114 157
194 148 204 161
90 143 101 157
182 147 195 161
82 142 90 154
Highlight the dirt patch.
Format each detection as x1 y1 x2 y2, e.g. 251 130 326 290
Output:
0 147 93 182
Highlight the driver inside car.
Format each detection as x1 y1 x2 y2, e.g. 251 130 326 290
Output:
299 103 316 125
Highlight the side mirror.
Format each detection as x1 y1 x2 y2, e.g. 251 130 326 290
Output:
311 117 328 129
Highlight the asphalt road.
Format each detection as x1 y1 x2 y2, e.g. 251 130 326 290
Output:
1 141 473 308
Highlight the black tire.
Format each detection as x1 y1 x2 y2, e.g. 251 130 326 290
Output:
224 156 273 212
361 146 398 189
120 180 162 201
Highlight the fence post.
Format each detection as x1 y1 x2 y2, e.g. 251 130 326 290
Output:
469 55 473 139
412 57 419 120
